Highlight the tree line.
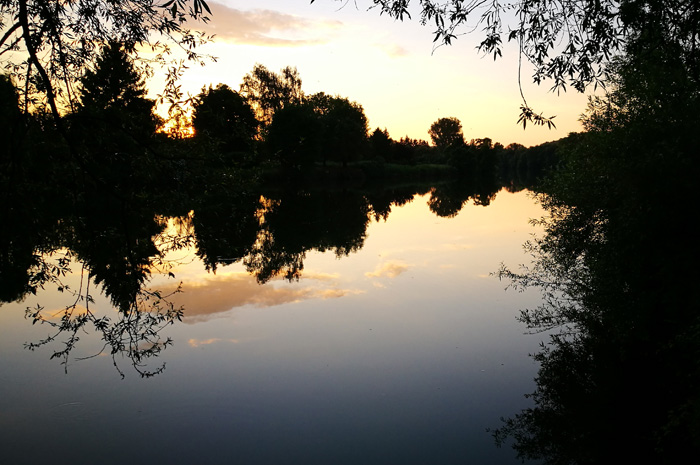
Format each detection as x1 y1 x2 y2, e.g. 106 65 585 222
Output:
190 57 558 183
1 39 560 201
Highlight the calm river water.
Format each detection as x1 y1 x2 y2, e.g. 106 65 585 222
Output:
0 187 546 464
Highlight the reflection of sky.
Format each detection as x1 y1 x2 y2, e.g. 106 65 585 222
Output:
160 271 365 323
0 189 545 465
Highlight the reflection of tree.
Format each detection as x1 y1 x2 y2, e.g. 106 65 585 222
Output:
70 198 168 312
244 189 371 283
495 191 700 461
427 185 467 218
427 179 500 217
25 271 184 379
190 190 261 272
365 185 420 221
1 194 189 377
244 229 307 283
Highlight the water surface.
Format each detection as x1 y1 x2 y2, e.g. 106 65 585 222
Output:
0 188 544 464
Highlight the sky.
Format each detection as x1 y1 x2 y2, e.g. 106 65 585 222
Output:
156 0 594 147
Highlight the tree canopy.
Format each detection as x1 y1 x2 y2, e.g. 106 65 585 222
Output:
0 0 213 124
77 41 149 110
428 116 464 149
309 92 368 166
192 84 258 155
239 64 303 127
73 40 158 143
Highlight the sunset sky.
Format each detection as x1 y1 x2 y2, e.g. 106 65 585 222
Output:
161 0 594 147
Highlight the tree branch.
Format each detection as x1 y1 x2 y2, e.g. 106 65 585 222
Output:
0 21 21 50
18 0 62 126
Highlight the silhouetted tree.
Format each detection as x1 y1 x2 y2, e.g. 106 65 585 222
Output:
0 75 24 171
192 83 258 159
312 93 368 167
240 64 303 128
470 137 498 175
1 0 212 128
266 102 321 171
492 10 700 461
396 136 430 164
66 41 163 194
74 41 158 143
428 117 464 150
368 127 394 162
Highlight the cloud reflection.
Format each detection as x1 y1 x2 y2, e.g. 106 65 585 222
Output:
365 261 411 279
188 338 238 348
161 271 359 323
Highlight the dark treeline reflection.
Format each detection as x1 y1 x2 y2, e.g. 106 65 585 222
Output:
190 179 502 284
1 147 510 375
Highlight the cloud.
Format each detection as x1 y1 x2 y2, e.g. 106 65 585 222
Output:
365 261 411 279
188 338 239 348
444 243 475 251
375 42 410 58
155 271 358 323
202 2 342 47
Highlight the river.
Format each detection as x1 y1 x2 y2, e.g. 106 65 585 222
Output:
0 186 545 464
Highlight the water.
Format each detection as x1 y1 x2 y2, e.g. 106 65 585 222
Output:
0 187 545 464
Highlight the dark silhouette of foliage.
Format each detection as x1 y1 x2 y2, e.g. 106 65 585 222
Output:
65 41 167 194
243 189 371 283
428 116 464 150
364 185 419 221
468 137 499 177
73 41 159 143
368 127 394 162
78 42 149 112
396 136 431 165
493 9 700 461
192 83 259 159
266 102 322 171
1 0 213 127
0 74 25 178
309 93 369 167
191 190 262 272
240 64 303 128
265 92 368 170
0 183 190 377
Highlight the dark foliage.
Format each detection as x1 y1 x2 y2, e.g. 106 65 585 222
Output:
192 84 259 160
493 9 700 462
